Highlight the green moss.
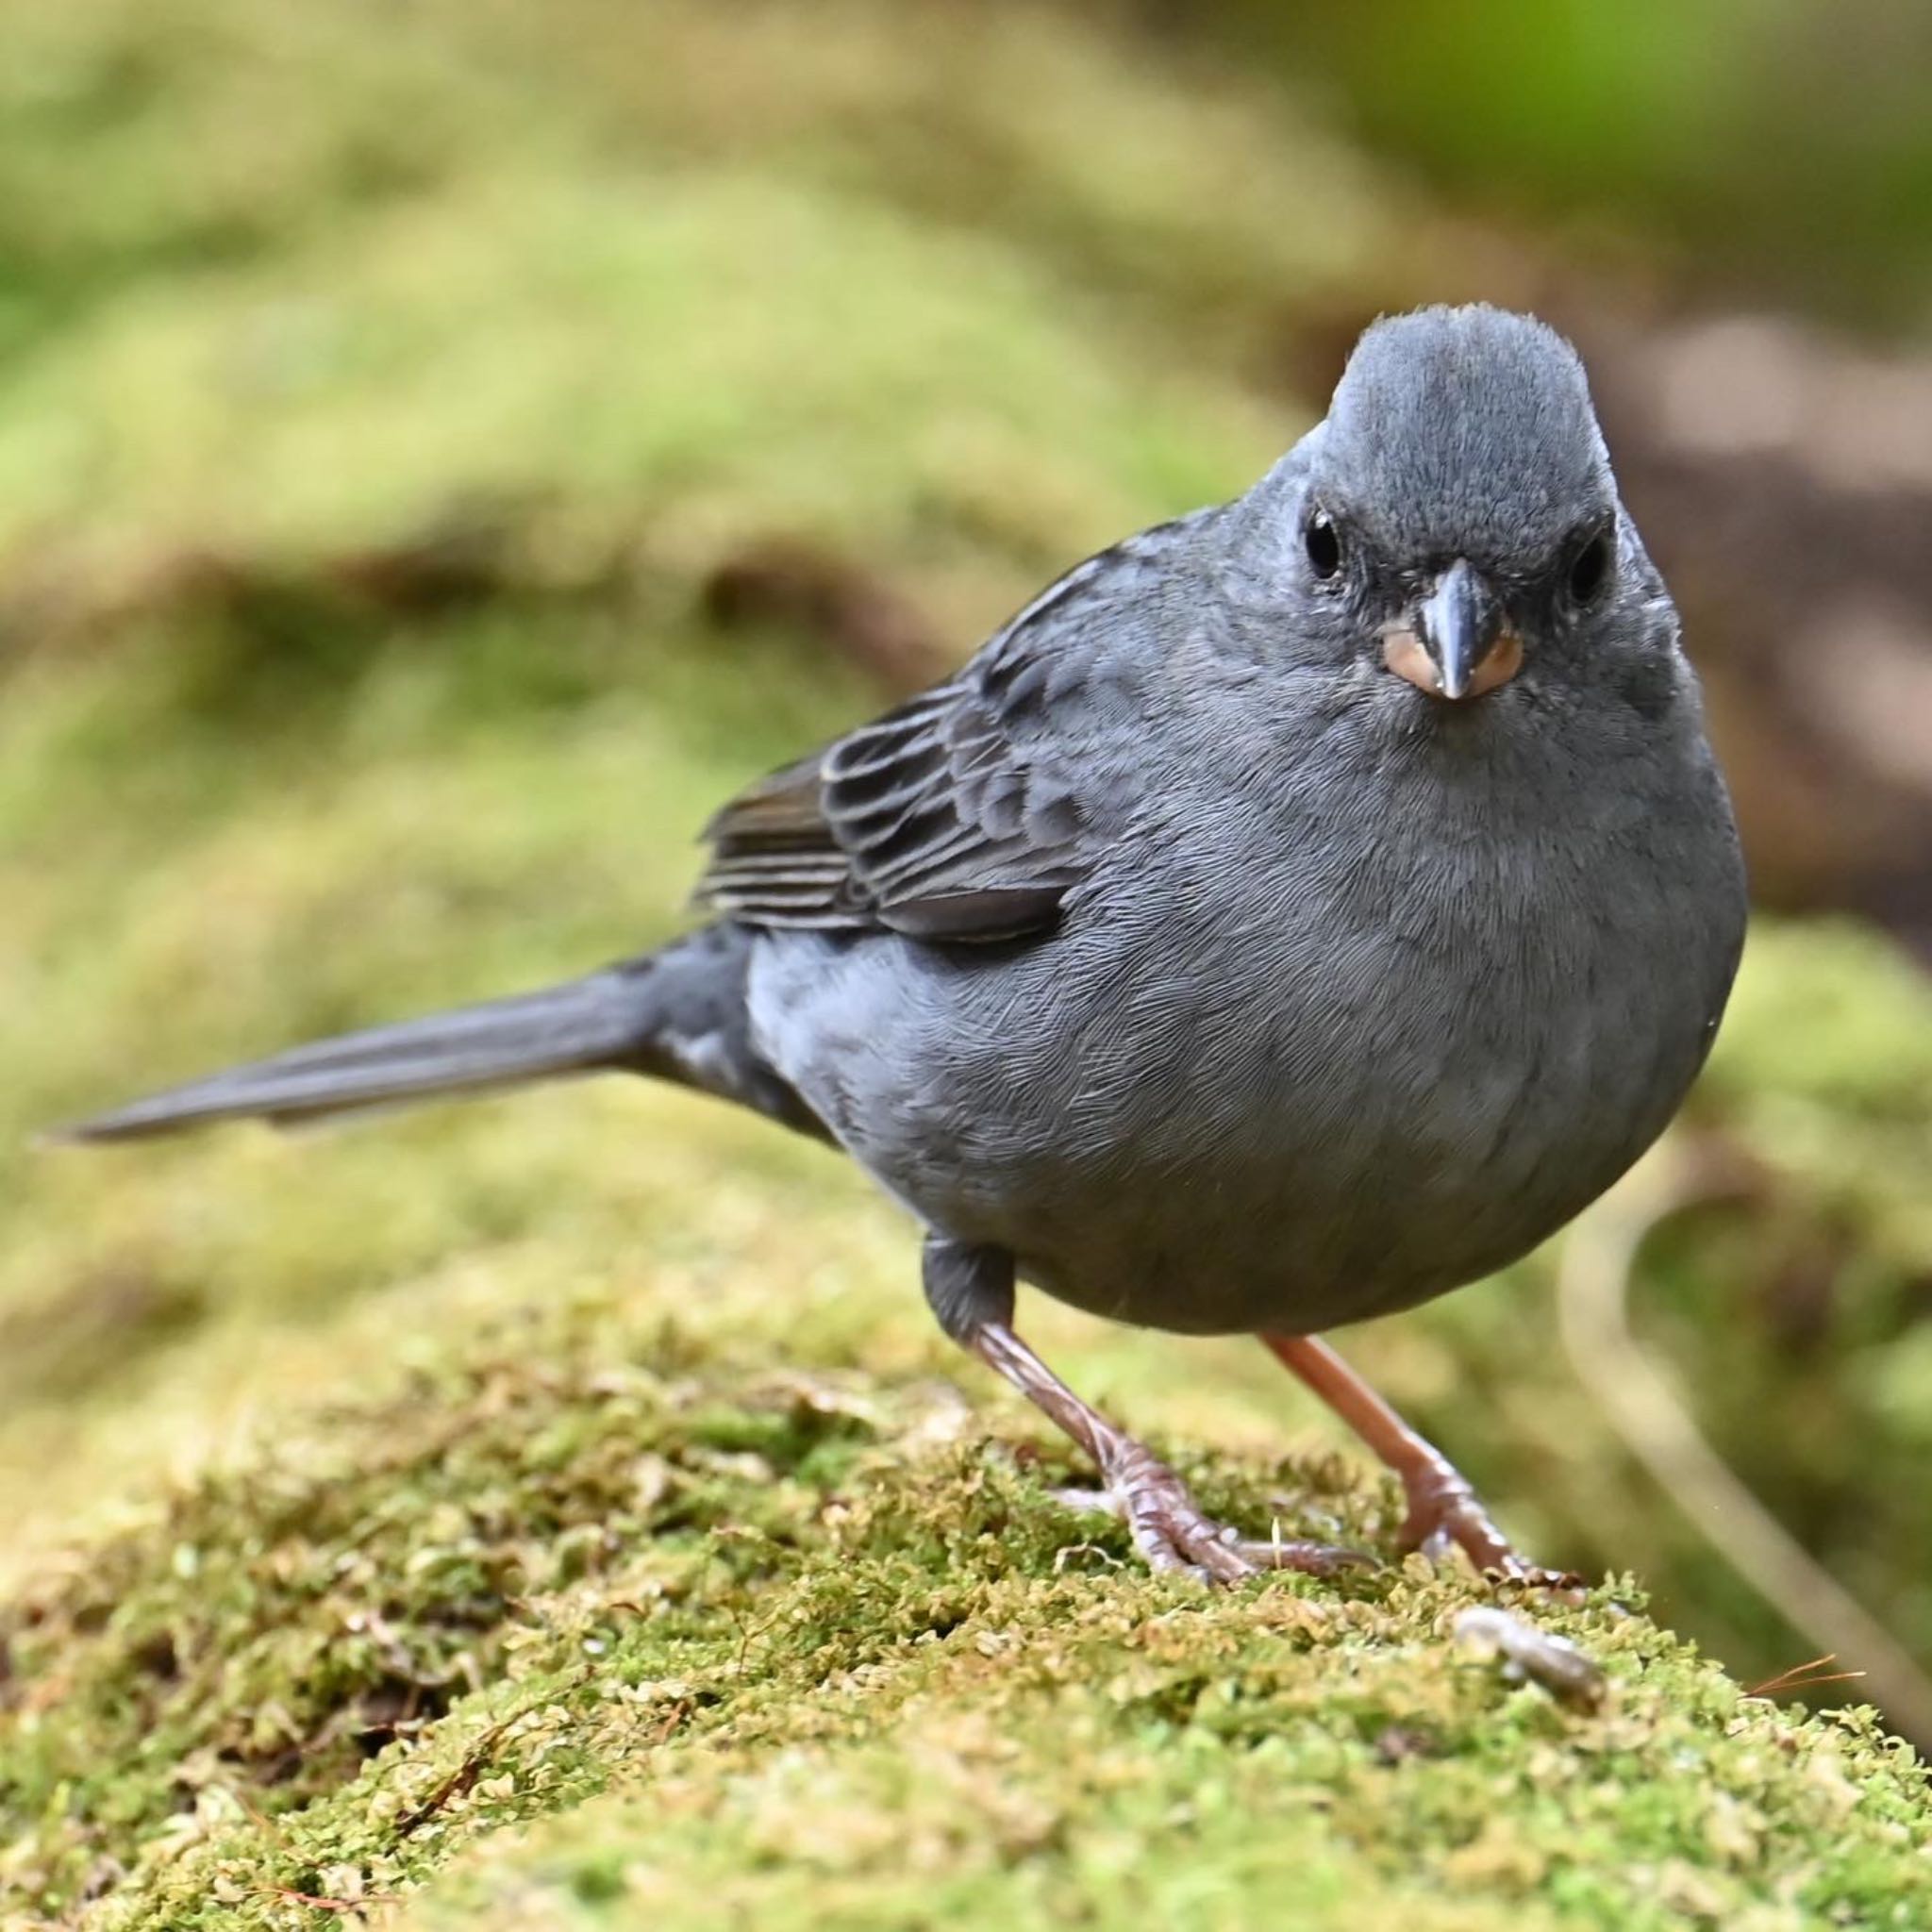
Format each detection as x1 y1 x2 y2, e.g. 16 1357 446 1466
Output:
6 1306 1928 1927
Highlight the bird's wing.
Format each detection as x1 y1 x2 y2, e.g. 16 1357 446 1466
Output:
697 512 1210 943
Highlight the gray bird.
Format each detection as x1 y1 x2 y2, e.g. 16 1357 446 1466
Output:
57 306 1747 1582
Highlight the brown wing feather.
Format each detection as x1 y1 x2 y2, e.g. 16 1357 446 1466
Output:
695 512 1209 943
698 681 1083 941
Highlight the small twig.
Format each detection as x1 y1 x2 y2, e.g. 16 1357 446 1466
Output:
391 1664 595 1841
253 1886 401 1914
230 1786 296 1854
391 1714 516 1839
648 1699 694 1748
1051 1541 1122 1573
1455 1606 1608 1713
720 1598 785 1680
1748 1653 1869 1700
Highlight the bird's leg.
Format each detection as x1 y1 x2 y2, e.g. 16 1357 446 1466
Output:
926 1239 1360 1583
1261 1333 1563 1583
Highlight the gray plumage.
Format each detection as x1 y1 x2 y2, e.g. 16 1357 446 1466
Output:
59 925 824 1143
60 304 1745 1373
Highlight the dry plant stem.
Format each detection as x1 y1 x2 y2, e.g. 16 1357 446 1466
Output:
1557 1161 1932 1747
1263 1332 1542 1578
970 1323 1357 1582
1454 1607 1608 1713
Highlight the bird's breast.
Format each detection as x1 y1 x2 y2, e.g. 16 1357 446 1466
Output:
982 763 1735 1328
748 716 1745 1337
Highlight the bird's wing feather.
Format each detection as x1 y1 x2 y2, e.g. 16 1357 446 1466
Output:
698 512 1211 943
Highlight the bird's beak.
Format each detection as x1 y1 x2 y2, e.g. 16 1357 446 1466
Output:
1382 558 1523 701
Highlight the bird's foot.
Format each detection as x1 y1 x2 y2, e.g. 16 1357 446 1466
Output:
1397 1471 1582 1591
1073 1437 1371 1584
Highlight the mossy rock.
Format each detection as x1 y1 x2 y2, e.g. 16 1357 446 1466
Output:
5 1295 1928 1929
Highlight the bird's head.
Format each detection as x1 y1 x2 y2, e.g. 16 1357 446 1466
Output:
1228 306 1673 720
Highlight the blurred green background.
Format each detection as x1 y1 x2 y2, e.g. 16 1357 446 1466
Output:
2 0 1931 1921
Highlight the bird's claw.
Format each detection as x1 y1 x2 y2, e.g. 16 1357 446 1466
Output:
1231 1536 1381 1579
1088 1439 1369 1584
1397 1473 1583 1592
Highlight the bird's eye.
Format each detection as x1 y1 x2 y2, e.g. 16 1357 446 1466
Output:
1566 528 1613 606
1305 508 1342 581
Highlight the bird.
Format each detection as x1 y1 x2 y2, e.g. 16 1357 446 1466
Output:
55 305 1748 1584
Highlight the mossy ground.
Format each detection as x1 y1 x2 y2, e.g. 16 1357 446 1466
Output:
3 1 1931 1925
8 1280 1932 1930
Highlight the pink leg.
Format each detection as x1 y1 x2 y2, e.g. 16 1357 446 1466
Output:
924 1236 1364 1582
1262 1334 1568 1582
974 1321 1363 1582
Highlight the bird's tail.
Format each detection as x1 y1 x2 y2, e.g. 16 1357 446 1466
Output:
51 924 824 1144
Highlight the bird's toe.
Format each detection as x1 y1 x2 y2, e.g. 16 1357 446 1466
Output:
1396 1476 1585 1593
